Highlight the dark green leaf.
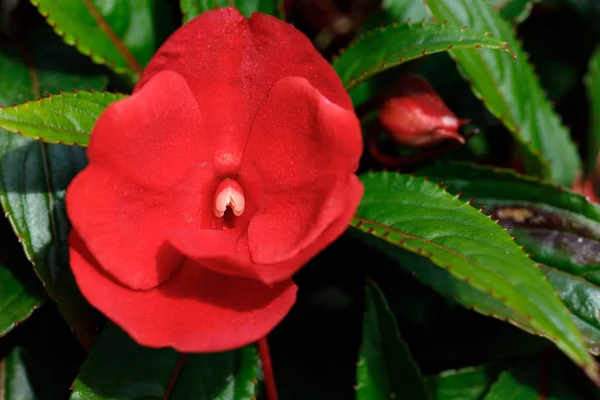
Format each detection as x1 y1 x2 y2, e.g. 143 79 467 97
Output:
426 0 581 187
332 22 511 91
0 306 86 400
425 364 498 400
358 0 429 34
483 353 585 399
70 325 259 399
180 0 283 22
492 0 539 24
416 162 600 355
585 47 600 172
0 91 126 146
30 0 173 78
356 279 429 400
0 38 107 349
0 260 45 337
352 171 598 383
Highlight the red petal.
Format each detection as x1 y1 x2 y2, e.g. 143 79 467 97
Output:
67 71 219 290
247 175 352 264
136 8 352 176
242 76 362 187
70 232 297 352
170 175 364 284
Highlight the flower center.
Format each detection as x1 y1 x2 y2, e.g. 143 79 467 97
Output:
213 178 245 217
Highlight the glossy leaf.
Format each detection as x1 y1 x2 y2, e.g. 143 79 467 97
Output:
426 0 581 187
180 0 282 22
416 162 600 354
492 0 538 24
483 353 585 399
70 325 259 399
352 171 598 383
585 47 600 172
0 220 45 337
0 38 107 349
0 91 126 146
359 0 429 34
332 22 510 91
356 279 429 400
425 365 498 400
0 261 44 337
30 0 172 78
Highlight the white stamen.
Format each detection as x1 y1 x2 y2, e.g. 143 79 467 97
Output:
213 179 245 217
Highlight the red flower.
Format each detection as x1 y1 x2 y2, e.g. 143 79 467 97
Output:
378 73 467 147
66 8 363 352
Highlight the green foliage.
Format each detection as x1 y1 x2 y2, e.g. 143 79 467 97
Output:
426 0 581 187
585 47 600 172
356 279 429 400
0 260 44 337
483 353 585 399
425 365 498 400
332 22 510 91
492 0 539 23
0 37 107 349
30 0 173 78
352 171 598 383
0 91 127 146
70 325 259 399
180 0 284 22
416 162 600 354
0 0 598 398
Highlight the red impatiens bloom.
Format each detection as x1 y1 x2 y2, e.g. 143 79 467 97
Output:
66 8 363 352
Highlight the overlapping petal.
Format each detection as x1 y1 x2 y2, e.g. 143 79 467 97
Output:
70 233 297 352
136 8 352 176
67 71 218 290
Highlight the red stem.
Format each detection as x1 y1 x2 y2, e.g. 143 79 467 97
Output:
162 353 187 400
258 336 279 400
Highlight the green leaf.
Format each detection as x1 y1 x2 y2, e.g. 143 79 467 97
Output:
0 38 107 349
0 221 45 337
0 306 98 400
540 265 600 356
483 353 585 399
492 0 539 24
70 325 259 399
426 0 581 187
332 22 511 91
180 0 282 23
356 279 430 400
415 162 600 355
0 260 45 337
358 0 429 34
352 171 598 383
425 364 498 400
30 0 172 78
585 47 600 172
0 91 126 146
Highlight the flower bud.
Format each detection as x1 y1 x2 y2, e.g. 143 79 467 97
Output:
378 73 467 147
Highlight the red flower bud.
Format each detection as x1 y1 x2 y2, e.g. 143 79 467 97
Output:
378 73 467 147
66 8 363 352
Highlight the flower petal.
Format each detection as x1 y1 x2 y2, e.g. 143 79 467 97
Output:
170 175 364 284
136 8 352 176
70 232 297 352
67 70 219 290
241 76 362 188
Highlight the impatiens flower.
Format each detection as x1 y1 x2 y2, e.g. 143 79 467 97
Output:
378 73 468 147
66 8 363 352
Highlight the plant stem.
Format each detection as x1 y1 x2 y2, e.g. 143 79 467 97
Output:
258 336 278 400
162 353 187 400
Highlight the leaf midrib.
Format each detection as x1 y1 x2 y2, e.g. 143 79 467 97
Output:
352 216 563 335
80 0 143 76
